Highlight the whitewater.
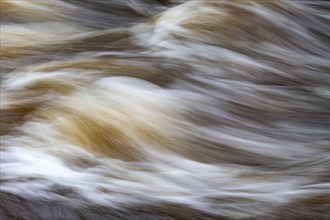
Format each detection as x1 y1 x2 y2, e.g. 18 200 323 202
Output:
1 0 329 219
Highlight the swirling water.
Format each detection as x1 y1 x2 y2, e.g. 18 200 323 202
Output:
1 0 329 219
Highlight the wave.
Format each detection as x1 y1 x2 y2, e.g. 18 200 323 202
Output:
1 0 329 219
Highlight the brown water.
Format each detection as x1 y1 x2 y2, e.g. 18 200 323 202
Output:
1 0 329 219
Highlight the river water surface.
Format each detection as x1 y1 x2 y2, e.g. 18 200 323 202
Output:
1 0 329 219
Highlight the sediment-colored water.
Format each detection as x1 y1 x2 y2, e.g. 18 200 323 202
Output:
1 0 329 219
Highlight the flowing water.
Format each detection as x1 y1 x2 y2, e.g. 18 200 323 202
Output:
1 0 329 219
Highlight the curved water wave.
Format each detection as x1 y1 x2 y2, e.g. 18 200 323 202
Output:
1 0 329 219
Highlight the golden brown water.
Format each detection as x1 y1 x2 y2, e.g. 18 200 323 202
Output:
1 0 329 219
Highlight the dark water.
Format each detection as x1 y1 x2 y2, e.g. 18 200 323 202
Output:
1 0 329 219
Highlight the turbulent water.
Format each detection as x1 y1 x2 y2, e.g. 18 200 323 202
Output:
1 0 329 219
